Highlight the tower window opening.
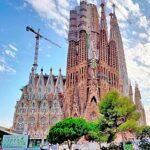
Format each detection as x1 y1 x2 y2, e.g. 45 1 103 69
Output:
91 96 97 103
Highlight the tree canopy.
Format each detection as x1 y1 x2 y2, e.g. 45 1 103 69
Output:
47 117 89 150
99 91 140 143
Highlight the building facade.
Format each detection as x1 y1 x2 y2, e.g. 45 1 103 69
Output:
64 0 127 120
12 68 65 144
12 0 146 144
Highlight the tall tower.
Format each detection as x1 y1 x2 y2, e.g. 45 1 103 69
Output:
109 5 129 96
129 81 133 102
64 0 100 120
98 1 109 99
64 1 120 121
134 83 146 126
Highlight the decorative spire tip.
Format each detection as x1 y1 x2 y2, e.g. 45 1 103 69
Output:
113 3 116 14
50 68 52 72
59 68 61 73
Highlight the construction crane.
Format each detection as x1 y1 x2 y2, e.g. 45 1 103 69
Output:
26 26 61 72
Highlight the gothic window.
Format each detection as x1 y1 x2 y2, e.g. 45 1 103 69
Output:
29 87 32 93
32 102 35 107
74 113 78 117
21 102 24 108
43 102 46 107
91 96 97 103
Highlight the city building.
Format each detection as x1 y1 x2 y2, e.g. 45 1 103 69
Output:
12 0 146 145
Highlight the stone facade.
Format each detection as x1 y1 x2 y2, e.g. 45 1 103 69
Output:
64 1 125 120
12 0 146 143
12 68 65 141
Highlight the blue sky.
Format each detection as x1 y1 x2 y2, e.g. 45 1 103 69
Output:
0 0 150 127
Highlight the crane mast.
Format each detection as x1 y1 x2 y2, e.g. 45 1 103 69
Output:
26 26 61 73
33 29 40 72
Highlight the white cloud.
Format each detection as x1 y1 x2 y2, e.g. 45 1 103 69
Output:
139 33 147 40
0 63 16 73
132 31 137 35
9 44 18 51
0 57 16 73
5 50 16 58
0 43 18 73
138 16 149 28
56 0 69 9
87 0 97 5
25 0 70 37
0 56 6 63
124 40 150 125
46 54 51 57
125 42 150 88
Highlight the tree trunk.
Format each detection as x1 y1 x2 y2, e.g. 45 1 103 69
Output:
99 142 102 150
67 140 72 150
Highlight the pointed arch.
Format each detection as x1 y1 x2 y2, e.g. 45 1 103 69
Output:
91 96 97 103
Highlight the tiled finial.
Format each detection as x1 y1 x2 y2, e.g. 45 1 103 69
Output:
59 68 61 73
50 68 52 73
109 12 113 18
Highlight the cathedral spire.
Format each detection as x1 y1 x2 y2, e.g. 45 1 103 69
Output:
108 3 129 96
129 81 133 102
113 4 116 16
46 68 54 96
100 0 107 32
37 68 44 86
134 82 147 126
135 82 141 102
29 67 35 85
55 68 64 95
109 12 115 41
99 0 108 63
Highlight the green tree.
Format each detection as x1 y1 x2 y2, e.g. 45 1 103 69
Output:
85 120 109 149
137 126 150 150
47 117 89 150
99 91 140 143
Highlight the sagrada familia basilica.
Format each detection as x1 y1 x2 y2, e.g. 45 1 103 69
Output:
12 0 146 144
